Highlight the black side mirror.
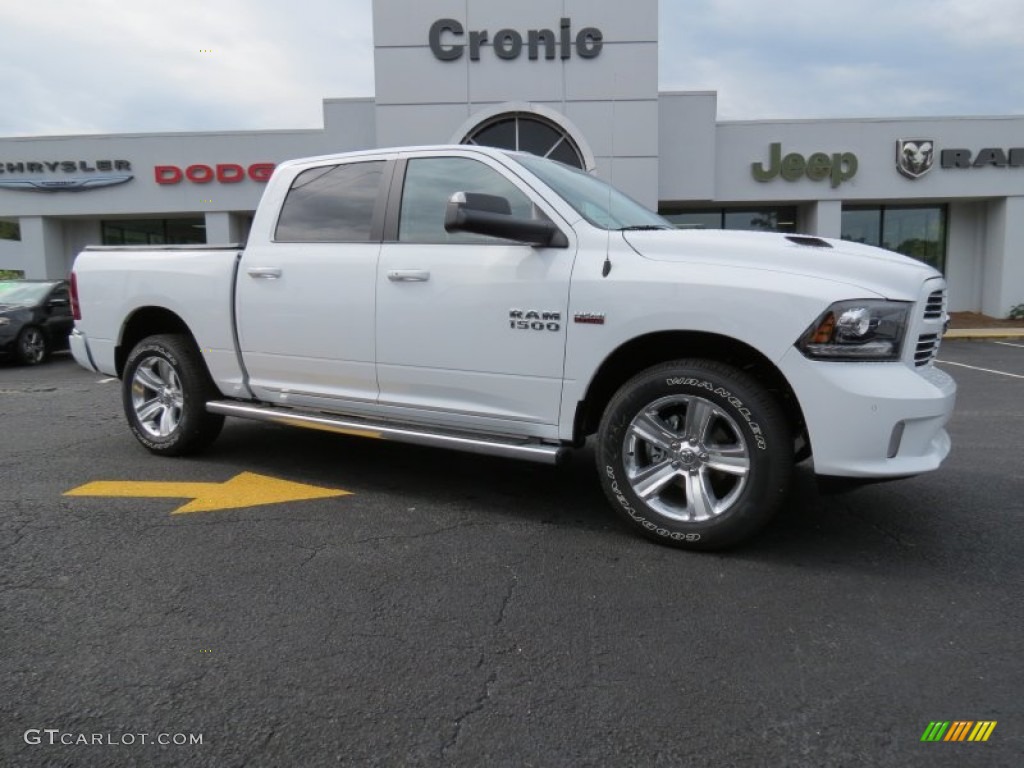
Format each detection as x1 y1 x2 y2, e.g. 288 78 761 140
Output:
444 192 568 248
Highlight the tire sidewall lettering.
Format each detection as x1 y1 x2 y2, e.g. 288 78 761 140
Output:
664 376 767 451
605 465 702 543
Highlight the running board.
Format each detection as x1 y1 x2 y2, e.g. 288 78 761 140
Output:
205 401 568 465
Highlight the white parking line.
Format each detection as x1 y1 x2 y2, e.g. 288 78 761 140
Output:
936 360 1024 379
993 341 1024 349
98 377 117 384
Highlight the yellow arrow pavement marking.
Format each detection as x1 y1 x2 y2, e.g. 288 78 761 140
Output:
64 471 351 514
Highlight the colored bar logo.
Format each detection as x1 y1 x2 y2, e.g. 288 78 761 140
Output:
921 721 997 742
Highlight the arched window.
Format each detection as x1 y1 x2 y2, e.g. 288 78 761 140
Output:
462 112 585 169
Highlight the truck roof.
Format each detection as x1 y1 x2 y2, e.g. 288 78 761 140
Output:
275 144 514 171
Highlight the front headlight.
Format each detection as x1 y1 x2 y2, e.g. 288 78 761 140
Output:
797 300 911 361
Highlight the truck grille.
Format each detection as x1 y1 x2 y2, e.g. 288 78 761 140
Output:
915 287 946 367
924 289 945 320
915 333 941 366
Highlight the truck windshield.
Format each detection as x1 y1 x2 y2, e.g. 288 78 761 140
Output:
511 152 672 231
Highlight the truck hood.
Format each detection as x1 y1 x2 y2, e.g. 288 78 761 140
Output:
622 229 940 300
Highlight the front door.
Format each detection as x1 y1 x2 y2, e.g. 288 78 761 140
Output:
376 154 576 435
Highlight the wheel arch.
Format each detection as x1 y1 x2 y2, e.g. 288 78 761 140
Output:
116 307 196 378
574 331 808 449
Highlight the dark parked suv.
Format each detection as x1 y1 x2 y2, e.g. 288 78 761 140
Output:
0 280 74 365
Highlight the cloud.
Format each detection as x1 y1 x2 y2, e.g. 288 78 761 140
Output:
0 0 375 136
926 0 1024 46
1 0 1021 136
659 0 1024 119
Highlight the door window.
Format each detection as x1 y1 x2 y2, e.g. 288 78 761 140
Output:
275 161 385 242
398 157 536 245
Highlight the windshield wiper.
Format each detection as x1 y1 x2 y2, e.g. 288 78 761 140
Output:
618 225 673 231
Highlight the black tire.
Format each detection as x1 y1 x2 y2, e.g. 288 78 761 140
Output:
16 326 48 365
122 334 224 456
596 359 793 550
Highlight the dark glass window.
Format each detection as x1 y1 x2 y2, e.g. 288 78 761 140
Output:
0 219 20 241
839 208 880 246
662 211 722 231
399 157 536 245
842 205 946 271
464 113 585 169
725 209 797 232
275 161 384 243
660 206 798 233
471 118 516 151
101 218 206 245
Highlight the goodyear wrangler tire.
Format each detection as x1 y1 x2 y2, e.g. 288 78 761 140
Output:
596 360 793 550
122 334 224 456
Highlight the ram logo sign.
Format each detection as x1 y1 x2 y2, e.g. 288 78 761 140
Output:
896 139 935 179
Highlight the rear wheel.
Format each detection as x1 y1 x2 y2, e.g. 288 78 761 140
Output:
122 334 224 456
596 359 793 550
16 326 48 365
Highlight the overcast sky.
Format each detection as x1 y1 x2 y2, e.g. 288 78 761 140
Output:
1 0 1022 137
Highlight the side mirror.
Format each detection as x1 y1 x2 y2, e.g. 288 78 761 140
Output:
444 192 568 248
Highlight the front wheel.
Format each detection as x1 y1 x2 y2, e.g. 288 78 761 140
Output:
16 326 48 365
596 360 793 550
122 334 224 456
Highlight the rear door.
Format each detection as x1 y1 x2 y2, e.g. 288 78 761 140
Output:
375 152 576 435
236 158 391 410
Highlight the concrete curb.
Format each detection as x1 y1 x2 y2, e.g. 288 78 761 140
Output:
945 328 1024 340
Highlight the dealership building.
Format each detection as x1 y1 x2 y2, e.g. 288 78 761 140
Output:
1 0 1022 316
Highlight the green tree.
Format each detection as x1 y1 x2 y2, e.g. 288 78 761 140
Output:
0 220 21 241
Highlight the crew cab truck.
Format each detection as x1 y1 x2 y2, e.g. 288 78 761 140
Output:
69 146 956 549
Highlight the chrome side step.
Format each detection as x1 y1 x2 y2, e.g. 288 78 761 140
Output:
206 400 568 465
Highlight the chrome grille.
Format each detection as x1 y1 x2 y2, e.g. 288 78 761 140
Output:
924 290 946 320
915 333 940 366
913 285 946 367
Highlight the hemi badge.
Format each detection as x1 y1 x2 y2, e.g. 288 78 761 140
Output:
574 313 606 325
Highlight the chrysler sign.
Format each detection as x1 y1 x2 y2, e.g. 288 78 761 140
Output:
0 159 133 192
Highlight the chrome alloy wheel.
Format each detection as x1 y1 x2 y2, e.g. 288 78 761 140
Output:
19 327 46 364
130 356 185 438
623 394 751 523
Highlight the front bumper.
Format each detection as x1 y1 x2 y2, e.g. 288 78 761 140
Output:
779 347 956 478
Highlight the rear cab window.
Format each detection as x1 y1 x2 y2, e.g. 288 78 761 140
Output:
275 161 386 242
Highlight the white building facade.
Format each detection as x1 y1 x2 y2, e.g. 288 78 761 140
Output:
1 0 1021 316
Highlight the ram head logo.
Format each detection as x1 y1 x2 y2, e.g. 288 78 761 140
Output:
896 140 935 179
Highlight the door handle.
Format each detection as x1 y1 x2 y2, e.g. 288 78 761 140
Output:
387 270 430 282
247 267 282 280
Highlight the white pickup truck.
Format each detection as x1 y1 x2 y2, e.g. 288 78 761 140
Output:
69 145 956 549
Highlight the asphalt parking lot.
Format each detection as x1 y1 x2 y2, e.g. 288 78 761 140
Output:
2 341 1021 768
